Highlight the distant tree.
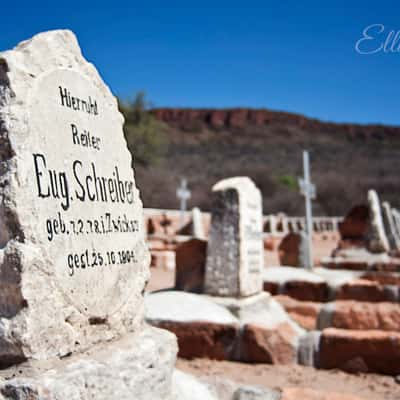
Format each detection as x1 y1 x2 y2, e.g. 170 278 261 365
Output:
119 92 168 167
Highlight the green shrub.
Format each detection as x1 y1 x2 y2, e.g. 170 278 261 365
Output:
278 174 298 190
119 92 168 167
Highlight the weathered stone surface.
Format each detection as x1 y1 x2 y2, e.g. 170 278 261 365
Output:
319 328 400 375
173 370 218 400
392 208 400 239
283 280 329 302
191 207 206 239
145 291 239 360
318 301 400 331
145 291 239 324
367 190 390 253
240 323 299 364
278 233 301 267
0 327 177 400
275 295 322 330
298 330 321 367
382 202 400 251
336 279 398 302
205 177 264 297
338 205 369 240
145 291 304 364
233 385 281 400
263 267 330 302
280 387 364 400
155 320 239 360
361 271 400 286
175 238 207 293
198 375 238 400
204 292 303 336
0 30 149 363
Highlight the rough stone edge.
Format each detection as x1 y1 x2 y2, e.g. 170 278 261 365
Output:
0 326 177 400
0 29 150 363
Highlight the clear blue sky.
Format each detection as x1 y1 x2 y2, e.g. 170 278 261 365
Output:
1 1 400 125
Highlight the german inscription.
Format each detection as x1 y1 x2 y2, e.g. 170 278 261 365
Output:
28 69 143 316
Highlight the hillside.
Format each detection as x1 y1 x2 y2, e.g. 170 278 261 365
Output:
134 108 400 216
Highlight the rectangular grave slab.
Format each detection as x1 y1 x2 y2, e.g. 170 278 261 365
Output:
204 177 264 297
0 30 150 365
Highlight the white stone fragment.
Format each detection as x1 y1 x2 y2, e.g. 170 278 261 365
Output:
145 291 239 324
173 370 218 400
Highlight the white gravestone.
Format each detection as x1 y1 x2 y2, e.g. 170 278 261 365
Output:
382 202 400 251
204 177 264 297
367 190 390 253
0 30 151 363
392 208 400 239
191 206 205 239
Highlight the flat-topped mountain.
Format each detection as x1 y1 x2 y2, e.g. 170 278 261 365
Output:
151 108 400 139
134 107 400 216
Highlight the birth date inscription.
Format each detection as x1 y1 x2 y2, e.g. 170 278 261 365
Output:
27 69 143 316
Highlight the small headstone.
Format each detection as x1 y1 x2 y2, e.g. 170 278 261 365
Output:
392 209 400 238
204 177 264 297
339 204 369 240
278 232 308 268
191 206 205 239
382 202 400 251
367 190 390 253
175 238 207 293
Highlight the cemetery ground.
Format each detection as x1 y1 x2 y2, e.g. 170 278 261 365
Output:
144 191 400 399
177 359 399 400
145 261 399 399
1 29 400 400
146 257 400 400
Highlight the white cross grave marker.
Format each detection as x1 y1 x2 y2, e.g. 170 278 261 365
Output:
298 150 316 269
176 178 191 224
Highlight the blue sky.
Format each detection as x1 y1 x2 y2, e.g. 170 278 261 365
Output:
1 1 400 125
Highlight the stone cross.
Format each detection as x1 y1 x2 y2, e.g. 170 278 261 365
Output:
176 178 191 224
204 177 264 297
298 150 316 269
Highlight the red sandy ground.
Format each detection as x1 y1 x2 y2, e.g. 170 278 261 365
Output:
177 358 400 400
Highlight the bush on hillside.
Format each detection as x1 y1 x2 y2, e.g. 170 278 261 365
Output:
119 92 168 167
